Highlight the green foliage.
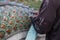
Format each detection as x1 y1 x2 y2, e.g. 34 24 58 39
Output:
18 0 42 10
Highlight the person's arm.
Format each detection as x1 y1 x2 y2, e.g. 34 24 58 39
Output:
32 0 58 34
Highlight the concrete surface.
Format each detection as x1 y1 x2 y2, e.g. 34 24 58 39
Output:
7 32 46 40
7 31 27 40
36 34 46 40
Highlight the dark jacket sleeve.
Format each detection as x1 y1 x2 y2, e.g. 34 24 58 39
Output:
32 0 58 34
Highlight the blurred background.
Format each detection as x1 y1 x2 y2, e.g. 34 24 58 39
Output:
10 0 42 10
0 0 46 40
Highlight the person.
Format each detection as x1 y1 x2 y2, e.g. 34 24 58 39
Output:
31 0 60 40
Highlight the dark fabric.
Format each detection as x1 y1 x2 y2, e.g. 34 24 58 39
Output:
32 0 60 40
